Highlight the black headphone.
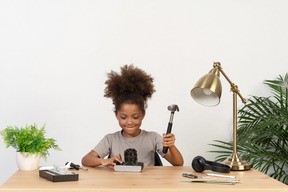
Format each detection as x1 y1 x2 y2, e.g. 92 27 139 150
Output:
192 156 231 173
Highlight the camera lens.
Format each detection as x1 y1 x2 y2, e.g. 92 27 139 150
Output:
124 148 138 165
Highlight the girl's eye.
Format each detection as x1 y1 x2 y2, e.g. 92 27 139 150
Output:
120 116 126 119
133 116 139 119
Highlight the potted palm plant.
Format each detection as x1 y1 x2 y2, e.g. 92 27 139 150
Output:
0 123 61 170
210 73 288 184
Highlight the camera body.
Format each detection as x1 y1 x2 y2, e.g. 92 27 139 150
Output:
114 148 144 172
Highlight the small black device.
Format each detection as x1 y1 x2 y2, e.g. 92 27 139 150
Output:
192 156 231 173
123 148 138 165
182 173 198 179
65 162 81 170
114 148 144 172
65 161 88 171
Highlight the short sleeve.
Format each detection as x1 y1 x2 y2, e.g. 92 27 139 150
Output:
155 132 165 157
92 135 111 158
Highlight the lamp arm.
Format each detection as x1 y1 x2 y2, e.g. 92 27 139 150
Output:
211 62 252 170
214 62 246 104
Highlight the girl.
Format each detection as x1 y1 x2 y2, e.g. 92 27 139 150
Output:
82 65 183 168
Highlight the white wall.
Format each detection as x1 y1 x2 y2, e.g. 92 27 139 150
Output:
1 0 287 185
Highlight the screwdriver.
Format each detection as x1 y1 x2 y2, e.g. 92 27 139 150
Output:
65 161 88 171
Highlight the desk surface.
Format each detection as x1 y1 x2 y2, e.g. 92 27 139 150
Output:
1 166 287 192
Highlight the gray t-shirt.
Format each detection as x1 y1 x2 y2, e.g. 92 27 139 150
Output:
93 130 165 166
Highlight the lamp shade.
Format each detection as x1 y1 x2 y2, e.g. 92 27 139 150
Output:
190 68 222 107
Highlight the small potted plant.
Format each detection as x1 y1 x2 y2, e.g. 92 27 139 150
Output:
0 123 61 170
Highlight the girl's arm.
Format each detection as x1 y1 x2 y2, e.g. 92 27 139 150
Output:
82 150 122 168
162 133 184 166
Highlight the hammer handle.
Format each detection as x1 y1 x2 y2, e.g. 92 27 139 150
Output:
162 122 173 153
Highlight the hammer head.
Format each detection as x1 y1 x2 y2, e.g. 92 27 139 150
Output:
167 104 179 112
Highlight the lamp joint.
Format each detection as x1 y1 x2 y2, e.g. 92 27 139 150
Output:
213 62 221 69
230 84 239 93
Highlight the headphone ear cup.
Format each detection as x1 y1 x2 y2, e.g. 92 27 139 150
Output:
192 156 207 172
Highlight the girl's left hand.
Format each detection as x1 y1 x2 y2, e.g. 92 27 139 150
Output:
162 133 176 148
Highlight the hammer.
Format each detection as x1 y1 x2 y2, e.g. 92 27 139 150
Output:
162 104 179 153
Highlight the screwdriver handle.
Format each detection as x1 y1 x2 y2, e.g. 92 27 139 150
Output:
65 161 88 171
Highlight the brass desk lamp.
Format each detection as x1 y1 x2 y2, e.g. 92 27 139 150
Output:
190 62 252 171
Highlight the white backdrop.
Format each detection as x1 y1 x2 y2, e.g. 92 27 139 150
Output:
1 0 287 185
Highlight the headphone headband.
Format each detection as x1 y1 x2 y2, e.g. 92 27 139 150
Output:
192 156 231 173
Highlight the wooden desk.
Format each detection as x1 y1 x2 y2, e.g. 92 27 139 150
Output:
1 166 287 192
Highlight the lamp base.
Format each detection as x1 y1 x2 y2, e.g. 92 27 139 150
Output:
222 153 252 171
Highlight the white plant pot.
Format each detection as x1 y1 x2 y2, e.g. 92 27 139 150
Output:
16 152 40 171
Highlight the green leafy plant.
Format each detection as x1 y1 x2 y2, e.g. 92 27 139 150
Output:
210 73 288 185
0 123 61 160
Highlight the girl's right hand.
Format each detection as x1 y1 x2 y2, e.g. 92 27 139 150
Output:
102 154 122 168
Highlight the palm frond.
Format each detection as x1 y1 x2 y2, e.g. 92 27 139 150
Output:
209 73 288 185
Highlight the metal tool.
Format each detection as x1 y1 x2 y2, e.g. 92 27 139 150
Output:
162 104 179 153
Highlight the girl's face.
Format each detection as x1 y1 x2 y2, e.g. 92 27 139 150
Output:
115 103 145 138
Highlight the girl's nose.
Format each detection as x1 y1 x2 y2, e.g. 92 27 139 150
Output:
126 118 133 125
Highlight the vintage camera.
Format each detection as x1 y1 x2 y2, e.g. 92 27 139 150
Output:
114 148 144 172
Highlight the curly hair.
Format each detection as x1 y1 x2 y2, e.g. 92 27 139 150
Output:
104 65 155 113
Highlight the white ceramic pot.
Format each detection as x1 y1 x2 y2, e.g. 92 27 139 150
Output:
16 152 40 171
